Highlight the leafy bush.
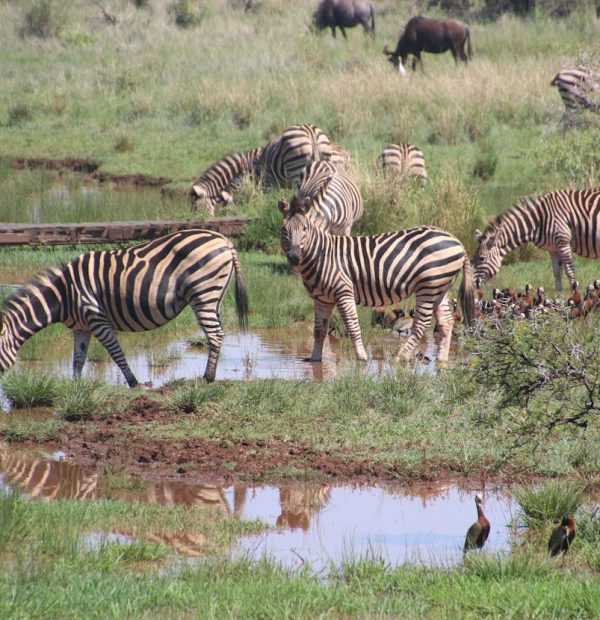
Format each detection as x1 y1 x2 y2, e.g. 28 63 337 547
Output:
168 0 206 28
20 0 64 38
5 103 33 127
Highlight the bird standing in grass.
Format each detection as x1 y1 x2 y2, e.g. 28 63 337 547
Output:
464 493 491 554
548 514 576 556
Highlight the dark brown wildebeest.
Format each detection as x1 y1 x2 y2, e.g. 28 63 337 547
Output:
312 0 375 39
384 16 472 74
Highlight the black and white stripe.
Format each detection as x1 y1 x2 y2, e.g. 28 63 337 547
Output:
190 148 262 215
258 124 333 188
290 160 363 235
380 143 427 184
330 143 354 170
473 188 600 293
551 67 600 117
279 199 475 363
0 230 249 386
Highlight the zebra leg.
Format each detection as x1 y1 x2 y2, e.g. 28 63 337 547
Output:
395 294 434 362
336 295 368 361
72 330 91 378
189 296 224 383
550 252 563 293
433 295 453 364
89 320 139 387
309 300 335 362
557 244 577 289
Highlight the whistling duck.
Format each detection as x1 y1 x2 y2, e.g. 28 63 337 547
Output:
568 280 582 308
464 493 491 554
548 514 575 556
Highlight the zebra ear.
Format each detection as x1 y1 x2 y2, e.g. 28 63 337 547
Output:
475 229 483 241
278 199 290 215
220 190 234 204
299 197 312 214
191 184 205 197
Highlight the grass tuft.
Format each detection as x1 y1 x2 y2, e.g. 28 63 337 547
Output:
514 480 586 528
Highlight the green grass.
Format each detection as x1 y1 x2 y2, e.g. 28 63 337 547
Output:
515 481 587 528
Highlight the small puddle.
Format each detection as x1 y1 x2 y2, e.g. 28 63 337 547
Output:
0 443 515 567
2 326 450 391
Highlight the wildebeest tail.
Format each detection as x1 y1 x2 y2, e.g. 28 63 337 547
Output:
231 248 249 331
458 255 476 327
370 3 375 34
466 29 473 60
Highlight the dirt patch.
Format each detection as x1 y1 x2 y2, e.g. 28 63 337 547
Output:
50 396 522 486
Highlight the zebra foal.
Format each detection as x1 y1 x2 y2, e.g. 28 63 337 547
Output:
551 67 600 118
0 230 249 386
380 143 427 184
473 188 600 293
293 160 363 235
279 199 475 363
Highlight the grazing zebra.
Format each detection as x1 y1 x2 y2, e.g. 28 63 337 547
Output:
330 143 354 170
472 189 600 293
380 143 427 184
551 67 600 117
190 148 262 216
279 199 475 363
291 160 363 235
258 124 333 188
0 230 249 386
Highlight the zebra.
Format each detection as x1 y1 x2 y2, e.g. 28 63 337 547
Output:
0 230 249 386
258 124 333 188
551 67 600 118
291 160 363 235
330 143 354 170
190 148 263 216
279 198 475 363
379 143 427 184
472 188 600 294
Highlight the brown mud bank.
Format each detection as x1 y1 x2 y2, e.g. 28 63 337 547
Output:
18 395 533 487
3 156 173 189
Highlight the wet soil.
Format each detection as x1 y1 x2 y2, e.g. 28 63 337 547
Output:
28 395 524 487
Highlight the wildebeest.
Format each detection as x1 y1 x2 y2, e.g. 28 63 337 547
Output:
312 0 375 39
384 16 472 74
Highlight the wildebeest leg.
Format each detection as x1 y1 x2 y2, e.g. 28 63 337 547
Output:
310 300 335 362
450 46 459 65
395 293 434 362
433 294 453 364
550 252 563 293
331 25 336 38
336 293 368 361
340 26 347 39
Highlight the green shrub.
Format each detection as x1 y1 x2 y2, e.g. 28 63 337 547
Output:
168 0 206 28
54 379 105 421
166 380 224 414
20 0 63 38
5 103 33 127
0 371 58 408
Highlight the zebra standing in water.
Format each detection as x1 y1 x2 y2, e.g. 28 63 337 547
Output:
190 148 263 215
551 67 600 118
289 160 363 235
279 199 475 363
473 189 600 293
258 124 333 188
380 143 427 184
0 230 248 386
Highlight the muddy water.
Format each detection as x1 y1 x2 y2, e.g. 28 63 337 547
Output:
4 326 450 389
0 443 515 567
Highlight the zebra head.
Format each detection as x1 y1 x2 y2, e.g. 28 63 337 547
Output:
190 185 233 216
279 196 313 270
473 227 502 283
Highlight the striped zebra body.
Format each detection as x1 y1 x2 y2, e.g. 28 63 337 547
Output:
473 189 600 293
380 143 427 184
0 230 249 386
190 148 262 215
279 199 475 363
292 160 363 235
258 124 333 188
551 67 600 117
330 143 354 170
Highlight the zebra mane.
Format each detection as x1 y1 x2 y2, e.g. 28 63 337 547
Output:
2 265 69 312
484 195 540 237
298 161 335 204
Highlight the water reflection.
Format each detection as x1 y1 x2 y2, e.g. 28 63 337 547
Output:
5 327 448 389
0 444 515 567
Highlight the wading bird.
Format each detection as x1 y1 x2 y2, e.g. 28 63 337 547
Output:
464 493 490 554
548 514 576 556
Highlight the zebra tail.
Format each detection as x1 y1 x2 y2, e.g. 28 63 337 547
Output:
231 248 249 332
466 30 473 60
458 255 476 327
